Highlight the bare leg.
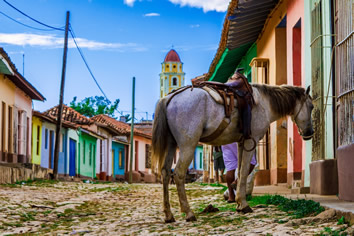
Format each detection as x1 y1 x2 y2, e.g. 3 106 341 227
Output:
226 170 236 202
215 169 219 183
162 141 177 223
174 146 197 222
220 169 225 182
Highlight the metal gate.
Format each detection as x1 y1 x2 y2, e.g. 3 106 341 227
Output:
311 1 325 161
336 0 354 147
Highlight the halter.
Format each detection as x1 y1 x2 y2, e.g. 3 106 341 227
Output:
292 95 311 137
293 95 307 122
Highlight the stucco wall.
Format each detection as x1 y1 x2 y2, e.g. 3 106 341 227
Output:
132 135 152 173
112 141 126 176
67 129 79 176
0 74 16 154
31 116 42 165
286 0 305 176
255 0 288 184
41 122 56 169
78 132 97 178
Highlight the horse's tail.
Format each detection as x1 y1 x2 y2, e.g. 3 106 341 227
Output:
151 98 175 175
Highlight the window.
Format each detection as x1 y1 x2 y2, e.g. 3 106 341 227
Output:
173 65 176 69
36 125 40 155
89 143 92 166
45 129 48 149
145 144 151 168
119 150 123 168
83 140 86 164
8 106 12 153
172 77 177 86
199 152 202 169
1 102 6 153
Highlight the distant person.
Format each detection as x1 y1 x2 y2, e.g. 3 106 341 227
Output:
222 142 257 203
212 146 225 183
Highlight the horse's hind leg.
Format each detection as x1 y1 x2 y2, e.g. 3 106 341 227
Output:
174 146 197 222
162 139 177 223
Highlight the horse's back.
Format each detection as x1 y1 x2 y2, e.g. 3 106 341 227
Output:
165 88 225 143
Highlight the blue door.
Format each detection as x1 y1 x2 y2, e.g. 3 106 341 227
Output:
69 139 76 176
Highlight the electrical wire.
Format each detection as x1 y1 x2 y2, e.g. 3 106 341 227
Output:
0 11 58 31
3 0 65 31
69 25 125 117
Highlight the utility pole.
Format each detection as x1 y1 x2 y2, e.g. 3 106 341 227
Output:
53 11 70 179
129 77 136 184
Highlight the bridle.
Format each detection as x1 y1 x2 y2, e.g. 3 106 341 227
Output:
292 94 313 139
293 96 307 122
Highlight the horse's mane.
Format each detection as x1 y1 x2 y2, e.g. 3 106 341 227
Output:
252 84 306 117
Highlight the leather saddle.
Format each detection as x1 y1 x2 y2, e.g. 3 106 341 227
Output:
192 72 254 140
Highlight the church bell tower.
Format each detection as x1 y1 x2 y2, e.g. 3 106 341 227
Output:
159 49 185 98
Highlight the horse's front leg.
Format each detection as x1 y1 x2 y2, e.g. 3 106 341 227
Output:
236 139 254 213
174 147 197 222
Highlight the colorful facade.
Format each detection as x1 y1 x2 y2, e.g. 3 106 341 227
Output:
0 48 45 164
31 115 42 165
78 131 97 178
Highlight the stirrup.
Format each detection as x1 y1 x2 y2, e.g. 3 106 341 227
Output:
242 137 257 152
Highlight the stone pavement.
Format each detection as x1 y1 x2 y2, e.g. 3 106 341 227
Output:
0 181 353 235
253 184 354 224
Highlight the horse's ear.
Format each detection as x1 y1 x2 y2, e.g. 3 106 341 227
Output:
306 86 311 95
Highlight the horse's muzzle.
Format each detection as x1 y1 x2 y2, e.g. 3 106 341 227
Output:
301 128 314 141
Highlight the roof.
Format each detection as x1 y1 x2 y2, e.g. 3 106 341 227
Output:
206 0 279 83
164 49 181 63
0 48 45 101
44 105 93 126
33 110 78 130
91 114 152 139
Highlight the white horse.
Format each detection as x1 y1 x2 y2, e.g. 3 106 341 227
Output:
152 83 314 222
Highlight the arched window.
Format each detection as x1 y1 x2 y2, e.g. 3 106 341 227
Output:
172 77 177 86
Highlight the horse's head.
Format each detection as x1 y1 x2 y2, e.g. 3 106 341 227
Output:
292 86 314 140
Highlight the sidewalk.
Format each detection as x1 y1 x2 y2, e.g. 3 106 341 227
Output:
253 184 354 224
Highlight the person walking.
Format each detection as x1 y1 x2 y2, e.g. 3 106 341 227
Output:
212 146 225 183
222 142 257 203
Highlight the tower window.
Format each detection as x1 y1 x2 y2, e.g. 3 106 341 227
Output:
172 77 177 86
173 65 176 69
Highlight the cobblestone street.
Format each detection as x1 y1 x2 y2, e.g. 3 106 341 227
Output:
0 181 352 235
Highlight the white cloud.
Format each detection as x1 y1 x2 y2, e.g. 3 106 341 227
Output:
169 0 229 12
190 24 200 28
0 33 147 52
143 13 160 17
124 0 136 7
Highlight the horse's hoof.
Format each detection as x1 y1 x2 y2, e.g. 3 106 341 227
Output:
236 206 253 214
186 213 197 222
186 215 197 222
165 217 176 223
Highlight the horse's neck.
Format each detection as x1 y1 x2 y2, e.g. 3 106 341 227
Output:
255 87 295 123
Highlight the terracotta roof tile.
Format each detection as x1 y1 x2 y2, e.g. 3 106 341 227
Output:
91 114 151 138
44 104 93 125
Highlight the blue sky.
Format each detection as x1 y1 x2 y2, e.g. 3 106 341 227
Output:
0 0 228 121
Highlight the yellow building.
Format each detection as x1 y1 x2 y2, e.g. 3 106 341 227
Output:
31 114 42 165
159 49 185 98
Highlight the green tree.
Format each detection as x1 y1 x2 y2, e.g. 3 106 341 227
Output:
70 96 120 118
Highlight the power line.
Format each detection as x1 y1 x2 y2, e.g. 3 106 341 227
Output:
69 25 124 117
0 11 58 31
3 0 65 31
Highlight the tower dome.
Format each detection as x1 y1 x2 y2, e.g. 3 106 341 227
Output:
164 49 181 62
